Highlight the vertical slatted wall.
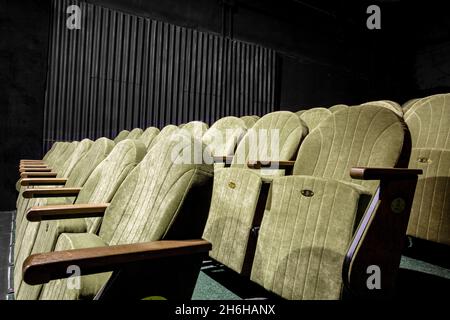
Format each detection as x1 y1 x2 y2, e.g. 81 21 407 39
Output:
43 0 276 149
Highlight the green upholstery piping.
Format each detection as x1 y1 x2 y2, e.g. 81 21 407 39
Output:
299 108 332 131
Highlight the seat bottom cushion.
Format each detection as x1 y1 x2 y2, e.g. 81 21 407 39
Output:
251 175 372 300
39 233 111 300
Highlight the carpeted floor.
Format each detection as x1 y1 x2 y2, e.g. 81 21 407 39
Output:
191 254 450 300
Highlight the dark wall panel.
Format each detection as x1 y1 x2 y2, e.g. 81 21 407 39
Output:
44 0 276 149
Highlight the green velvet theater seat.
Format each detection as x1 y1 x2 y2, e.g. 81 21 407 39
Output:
18 141 78 181
405 93 450 246
20 141 67 166
15 139 146 299
240 115 260 129
147 125 179 151
329 104 348 113
126 128 144 140
113 130 130 143
138 127 160 150
250 105 416 299
15 139 95 268
16 140 91 226
202 111 308 274
17 142 72 191
402 98 421 114
22 133 213 300
203 116 247 168
360 100 403 117
299 107 333 131
181 121 209 141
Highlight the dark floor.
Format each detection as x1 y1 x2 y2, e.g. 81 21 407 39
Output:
0 211 14 300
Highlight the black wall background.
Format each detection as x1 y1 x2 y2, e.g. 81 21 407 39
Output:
0 0 51 210
1 0 450 210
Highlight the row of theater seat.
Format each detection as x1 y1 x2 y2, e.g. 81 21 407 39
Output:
13 93 448 300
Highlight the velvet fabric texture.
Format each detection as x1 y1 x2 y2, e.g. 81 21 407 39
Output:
251 176 371 299
203 168 262 273
39 134 213 300
138 127 160 150
293 105 405 192
240 115 260 129
402 98 421 114
127 128 144 140
360 100 404 117
231 111 308 168
405 93 450 245
251 105 406 300
113 130 130 143
15 139 146 300
15 142 70 192
299 107 332 131
182 121 209 141
329 104 348 113
16 139 93 234
203 116 247 168
203 111 308 273
147 125 179 151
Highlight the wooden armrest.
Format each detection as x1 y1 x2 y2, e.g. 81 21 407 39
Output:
19 167 52 173
350 167 422 180
26 203 109 222
247 160 296 169
22 187 81 199
213 156 234 164
23 239 212 285
20 159 45 163
21 178 67 186
20 172 58 178
20 164 49 169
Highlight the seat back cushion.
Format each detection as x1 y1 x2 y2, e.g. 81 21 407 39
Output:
57 139 93 178
127 128 144 140
329 104 348 113
405 93 450 244
99 133 213 246
75 139 147 233
138 127 160 149
405 93 450 150
148 125 179 151
14 139 146 300
240 115 259 129
181 121 209 141
293 105 406 193
203 116 247 158
232 111 307 168
299 108 332 131
65 138 115 188
360 100 403 117
113 130 130 143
